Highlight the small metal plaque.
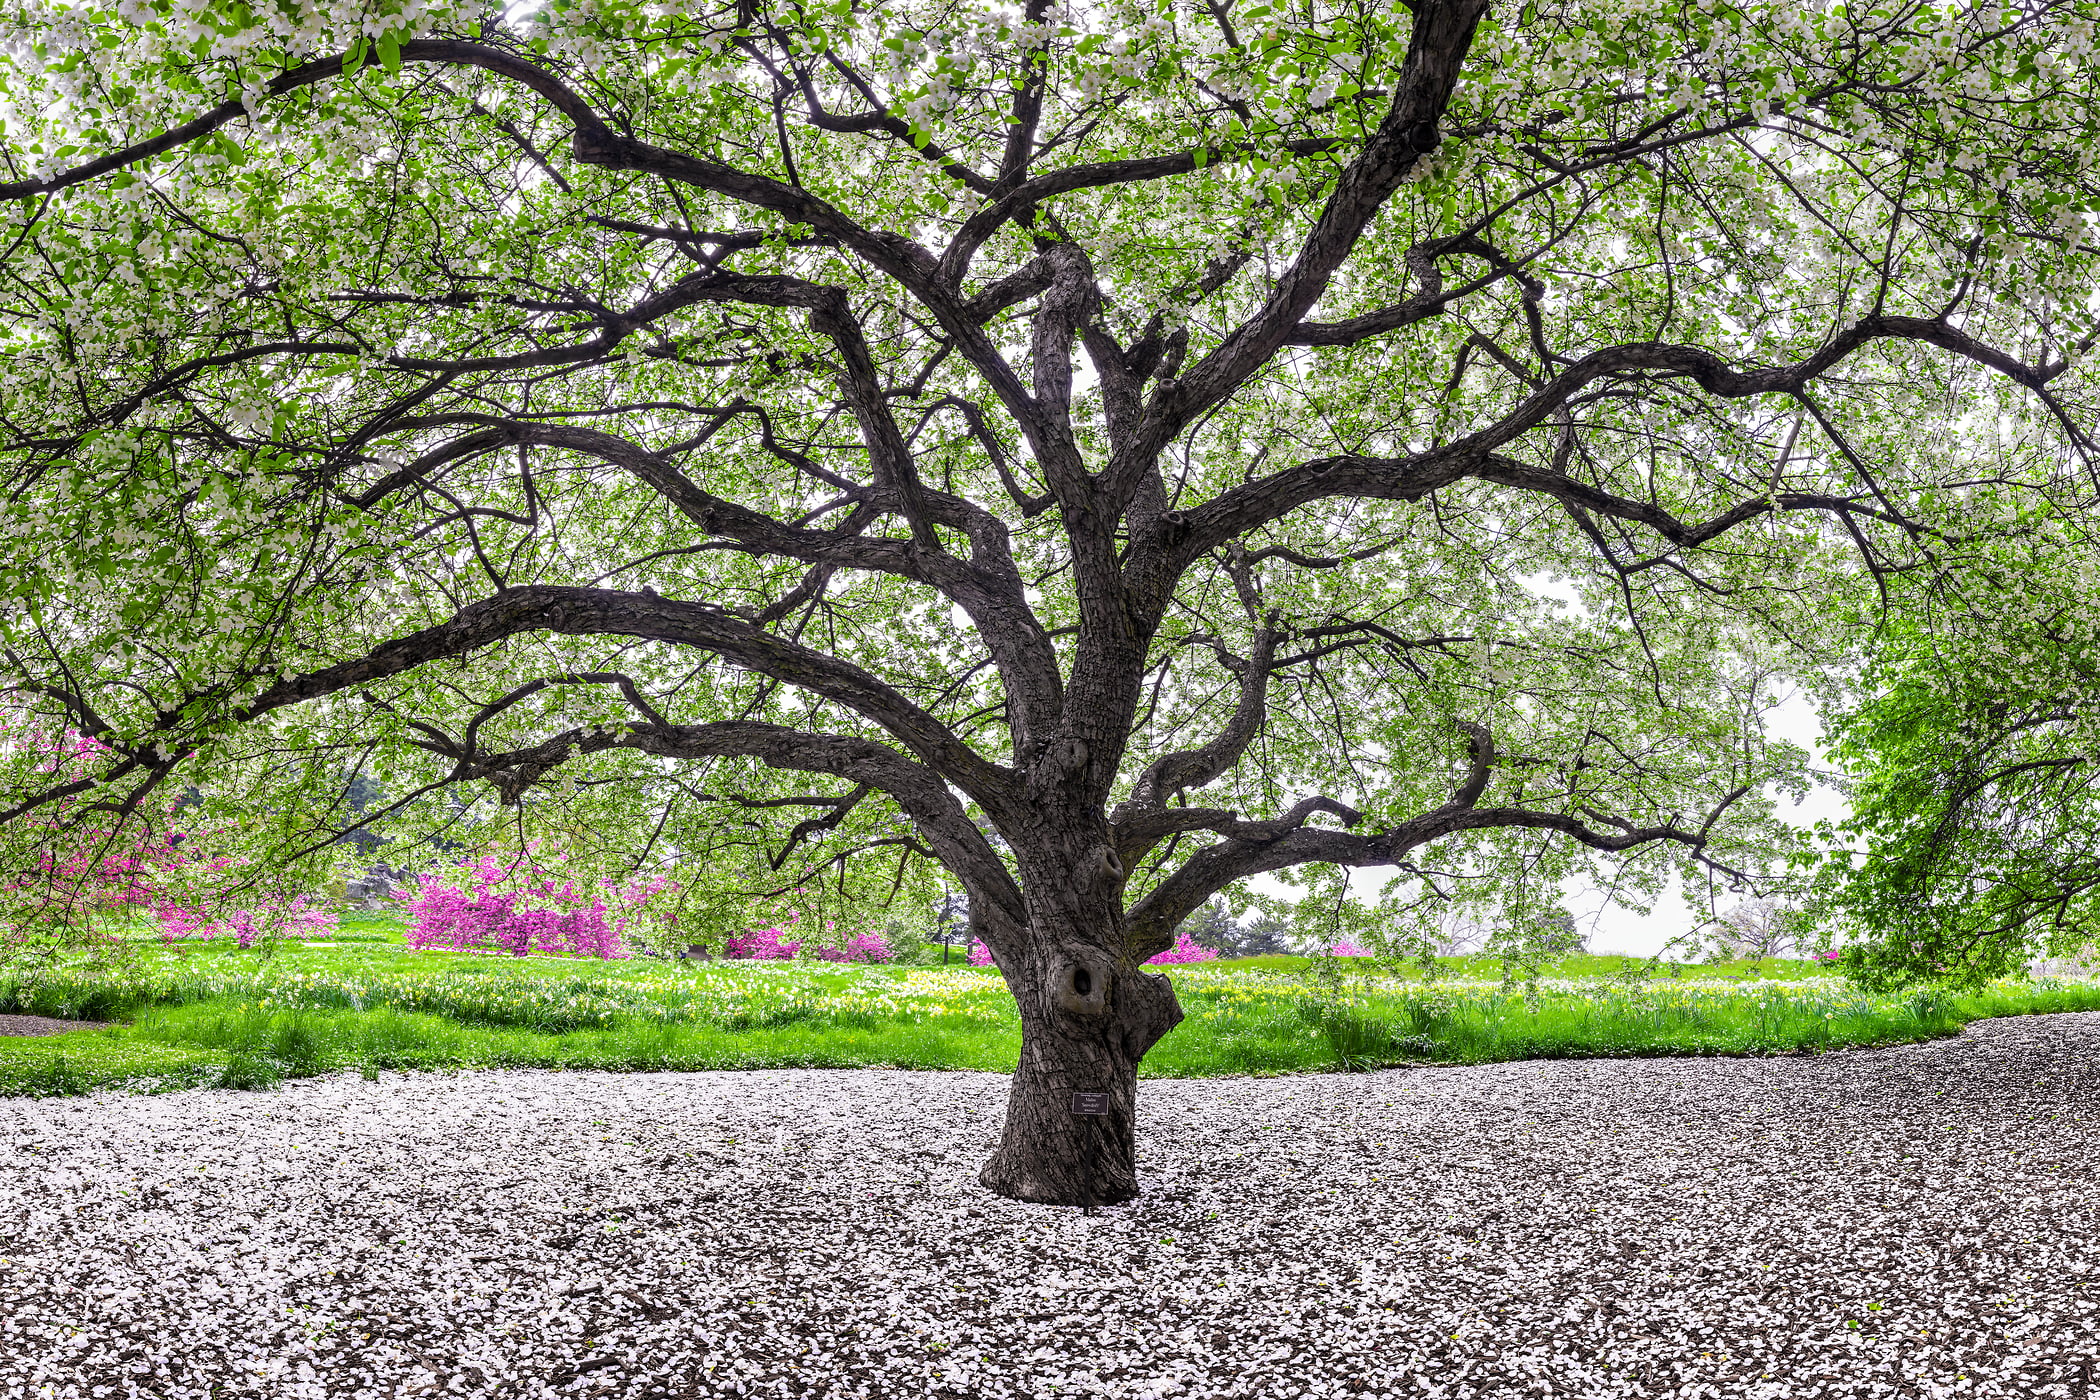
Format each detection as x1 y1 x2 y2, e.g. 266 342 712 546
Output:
1071 1092 1109 1116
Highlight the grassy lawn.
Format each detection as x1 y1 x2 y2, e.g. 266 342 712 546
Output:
3 919 2096 1095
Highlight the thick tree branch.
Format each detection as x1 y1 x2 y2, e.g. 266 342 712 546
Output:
222 585 1020 816
606 723 1023 924
350 414 1067 748
455 717 1023 925
942 137 1351 286
1116 623 1278 817
1176 315 2074 561
1112 794 1362 868
1137 0 1490 452
1281 234 1520 347
1124 782 1750 953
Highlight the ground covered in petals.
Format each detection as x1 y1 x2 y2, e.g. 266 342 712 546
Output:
3 1013 2095 1400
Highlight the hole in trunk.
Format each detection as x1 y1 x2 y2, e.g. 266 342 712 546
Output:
1072 967 1093 997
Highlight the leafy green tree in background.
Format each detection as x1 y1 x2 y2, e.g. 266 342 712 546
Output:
1487 900 1579 1003
1820 595 2100 989
1225 908 1295 958
1 0 2096 1202
1174 897 1240 952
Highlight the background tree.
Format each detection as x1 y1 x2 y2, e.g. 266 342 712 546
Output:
929 888 973 958
1219 908 1296 959
2 0 2097 1204
1698 893 1800 962
1486 900 1581 1001
1173 897 1241 954
1817 582 2100 988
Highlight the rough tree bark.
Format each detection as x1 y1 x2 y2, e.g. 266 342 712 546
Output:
979 935 1184 1205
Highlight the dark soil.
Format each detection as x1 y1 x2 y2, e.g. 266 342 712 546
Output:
0 1014 110 1036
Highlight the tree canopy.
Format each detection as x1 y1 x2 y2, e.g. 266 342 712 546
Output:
2 0 2097 1200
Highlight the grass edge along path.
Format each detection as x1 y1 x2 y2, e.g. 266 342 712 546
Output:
4 950 2099 1097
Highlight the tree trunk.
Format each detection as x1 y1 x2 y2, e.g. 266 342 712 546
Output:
978 950 1184 1206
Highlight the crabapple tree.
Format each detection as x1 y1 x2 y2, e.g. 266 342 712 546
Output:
1 0 2097 1202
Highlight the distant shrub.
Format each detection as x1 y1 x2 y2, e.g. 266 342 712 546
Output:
1145 932 1220 964
0 724 340 952
816 931 893 963
725 925 892 963
724 927 801 960
404 851 660 960
157 896 335 949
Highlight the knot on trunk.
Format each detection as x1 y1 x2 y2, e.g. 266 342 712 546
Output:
1028 734 1091 789
1053 952 1111 1017
1084 843 1125 897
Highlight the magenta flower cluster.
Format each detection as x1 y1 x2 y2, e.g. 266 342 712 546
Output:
827 932 894 963
156 897 334 950
963 933 1221 968
404 854 664 959
724 926 800 960
724 923 892 963
0 724 339 950
1145 931 1222 964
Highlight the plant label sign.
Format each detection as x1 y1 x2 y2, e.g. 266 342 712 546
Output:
1071 1092 1109 1116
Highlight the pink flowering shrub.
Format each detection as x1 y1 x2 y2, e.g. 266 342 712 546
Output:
404 851 661 959
145 836 341 948
156 896 335 950
723 916 892 963
1327 939 1373 957
0 724 342 949
1145 932 1220 965
724 926 802 960
968 938 995 966
0 726 172 944
815 931 893 963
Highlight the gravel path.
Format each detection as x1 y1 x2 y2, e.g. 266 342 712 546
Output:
3 1014 2096 1400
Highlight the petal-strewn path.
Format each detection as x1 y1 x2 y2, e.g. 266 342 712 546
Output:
3 1013 2096 1399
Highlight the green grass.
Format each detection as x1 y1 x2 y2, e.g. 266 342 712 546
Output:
123 998 1026 1074
1263 977 2100 1069
311 913 413 943
2 932 2095 1096
0 1029 224 1097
